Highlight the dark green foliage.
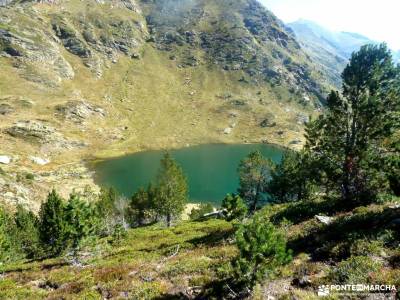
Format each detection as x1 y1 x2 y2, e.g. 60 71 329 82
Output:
128 186 156 226
306 44 400 206
25 173 34 180
153 153 188 227
64 194 97 249
233 213 292 288
14 205 41 259
221 194 248 221
385 135 400 196
189 203 214 221
238 151 274 213
96 187 118 218
38 190 68 257
0 207 16 262
268 150 315 203
95 187 122 236
328 256 382 284
111 223 127 245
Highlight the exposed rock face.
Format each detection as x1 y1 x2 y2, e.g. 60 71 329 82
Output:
144 0 328 102
5 120 86 149
52 17 92 58
6 120 61 143
55 101 106 123
315 215 333 225
0 2 146 82
30 156 50 165
260 118 277 128
0 103 14 115
0 0 334 103
0 26 75 86
0 0 13 6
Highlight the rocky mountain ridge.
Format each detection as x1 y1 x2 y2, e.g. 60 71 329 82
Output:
288 19 400 85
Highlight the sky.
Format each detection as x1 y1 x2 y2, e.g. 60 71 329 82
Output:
259 0 400 51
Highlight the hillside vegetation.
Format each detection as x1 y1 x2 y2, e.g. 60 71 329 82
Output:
0 0 333 209
0 43 399 299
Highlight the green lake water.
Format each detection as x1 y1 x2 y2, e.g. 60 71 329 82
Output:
92 143 284 205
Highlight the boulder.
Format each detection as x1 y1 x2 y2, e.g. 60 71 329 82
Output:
30 156 50 166
0 103 14 115
6 120 60 143
0 0 13 6
296 114 309 125
6 120 85 149
390 218 400 227
223 127 232 135
260 119 277 128
289 139 302 145
55 101 106 123
0 155 11 164
315 215 333 225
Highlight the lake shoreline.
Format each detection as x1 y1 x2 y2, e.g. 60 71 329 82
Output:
86 141 289 165
91 143 284 205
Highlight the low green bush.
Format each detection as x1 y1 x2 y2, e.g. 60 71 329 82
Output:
328 256 382 284
233 213 292 288
189 203 214 220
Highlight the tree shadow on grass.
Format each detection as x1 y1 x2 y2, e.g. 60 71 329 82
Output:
153 293 190 300
271 198 341 225
288 206 400 260
188 227 236 247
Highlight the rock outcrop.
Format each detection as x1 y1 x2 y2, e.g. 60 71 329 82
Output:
5 120 86 149
55 101 106 123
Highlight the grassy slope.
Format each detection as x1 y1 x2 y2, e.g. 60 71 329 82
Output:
1 200 399 299
0 220 236 299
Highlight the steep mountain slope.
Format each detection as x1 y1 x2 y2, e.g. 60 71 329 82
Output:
0 0 331 209
288 19 374 85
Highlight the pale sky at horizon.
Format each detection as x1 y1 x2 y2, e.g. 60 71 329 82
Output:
259 0 400 51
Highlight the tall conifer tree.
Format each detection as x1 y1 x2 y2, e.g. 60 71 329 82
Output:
153 153 188 227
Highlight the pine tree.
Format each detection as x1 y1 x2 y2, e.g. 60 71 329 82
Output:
95 187 119 236
238 151 273 213
221 194 248 221
64 194 96 250
14 205 41 259
97 187 118 218
128 186 155 226
385 134 400 196
0 207 14 262
305 44 400 206
153 153 188 227
233 214 292 288
39 190 67 257
268 150 315 203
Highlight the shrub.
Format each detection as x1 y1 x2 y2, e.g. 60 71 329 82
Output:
127 186 156 226
25 173 35 180
189 203 214 221
350 239 385 256
233 214 292 288
328 256 382 284
221 194 247 221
